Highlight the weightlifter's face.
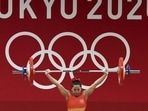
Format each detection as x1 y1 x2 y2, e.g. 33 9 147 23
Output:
71 85 82 97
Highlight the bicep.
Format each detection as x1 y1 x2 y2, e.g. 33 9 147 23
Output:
57 84 70 99
84 85 96 98
84 74 108 98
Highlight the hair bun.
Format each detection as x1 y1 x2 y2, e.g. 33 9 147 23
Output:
71 77 80 82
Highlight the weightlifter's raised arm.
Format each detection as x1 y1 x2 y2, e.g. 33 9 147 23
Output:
45 69 70 99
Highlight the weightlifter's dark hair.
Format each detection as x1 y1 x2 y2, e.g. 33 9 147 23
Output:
71 77 82 88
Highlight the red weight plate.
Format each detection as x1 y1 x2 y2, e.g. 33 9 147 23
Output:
27 57 34 85
26 60 30 81
118 57 125 85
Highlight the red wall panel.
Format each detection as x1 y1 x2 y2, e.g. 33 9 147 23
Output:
0 0 148 111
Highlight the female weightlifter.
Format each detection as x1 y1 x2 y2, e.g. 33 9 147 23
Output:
45 69 108 111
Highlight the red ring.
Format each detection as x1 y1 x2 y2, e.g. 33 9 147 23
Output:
118 57 125 85
29 57 34 85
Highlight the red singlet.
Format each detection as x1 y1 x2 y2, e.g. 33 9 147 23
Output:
67 93 87 111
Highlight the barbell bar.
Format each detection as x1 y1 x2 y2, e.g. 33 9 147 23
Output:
12 57 140 85
12 68 140 74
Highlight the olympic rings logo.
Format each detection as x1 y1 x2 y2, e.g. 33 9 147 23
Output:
5 31 130 90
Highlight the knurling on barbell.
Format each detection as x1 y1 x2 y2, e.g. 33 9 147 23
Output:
12 57 140 86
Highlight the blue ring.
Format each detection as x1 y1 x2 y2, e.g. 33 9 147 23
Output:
126 65 130 76
22 66 26 78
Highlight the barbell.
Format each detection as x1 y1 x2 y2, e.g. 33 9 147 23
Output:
12 57 140 85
